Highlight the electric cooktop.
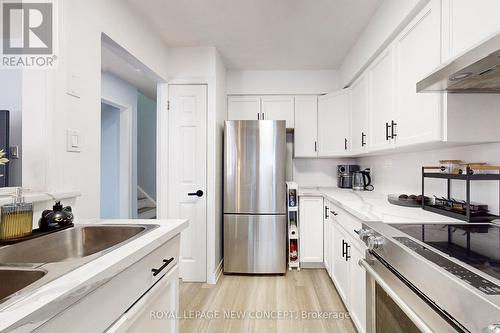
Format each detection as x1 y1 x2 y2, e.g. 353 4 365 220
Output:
390 223 500 283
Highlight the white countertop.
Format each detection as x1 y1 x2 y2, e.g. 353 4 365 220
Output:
0 189 81 206
298 187 461 224
0 218 188 332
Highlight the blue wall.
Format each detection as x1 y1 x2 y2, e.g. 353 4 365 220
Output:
137 92 157 200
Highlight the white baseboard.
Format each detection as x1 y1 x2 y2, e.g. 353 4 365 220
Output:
207 259 223 285
300 262 325 269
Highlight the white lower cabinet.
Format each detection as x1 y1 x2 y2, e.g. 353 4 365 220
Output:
328 203 366 333
106 266 179 333
348 242 366 332
299 196 324 264
34 236 181 333
331 222 349 302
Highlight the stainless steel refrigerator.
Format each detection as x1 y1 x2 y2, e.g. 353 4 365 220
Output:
224 120 287 274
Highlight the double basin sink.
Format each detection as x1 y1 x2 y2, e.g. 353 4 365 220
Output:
0 224 156 308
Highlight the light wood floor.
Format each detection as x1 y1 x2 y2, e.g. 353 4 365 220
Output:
180 269 357 333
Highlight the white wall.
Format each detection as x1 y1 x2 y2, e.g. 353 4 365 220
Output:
137 92 157 200
214 50 226 276
358 142 500 215
227 70 340 95
36 0 170 219
339 0 427 86
167 46 227 283
167 47 216 79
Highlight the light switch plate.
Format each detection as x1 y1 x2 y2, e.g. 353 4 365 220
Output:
66 129 81 152
66 73 82 98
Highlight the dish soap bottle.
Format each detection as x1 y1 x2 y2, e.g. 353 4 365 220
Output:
0 188 33 240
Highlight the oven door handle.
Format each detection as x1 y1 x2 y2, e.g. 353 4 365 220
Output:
359 259 434 333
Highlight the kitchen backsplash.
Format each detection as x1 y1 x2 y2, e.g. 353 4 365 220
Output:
358 142 500 215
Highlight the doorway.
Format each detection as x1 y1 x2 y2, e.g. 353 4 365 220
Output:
100 34 162 219
168 84 208 282
100 99 132 219
100 102 122 218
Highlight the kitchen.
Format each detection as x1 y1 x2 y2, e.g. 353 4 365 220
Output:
0 0 500 332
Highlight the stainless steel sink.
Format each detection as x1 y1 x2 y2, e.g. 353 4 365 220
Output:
0 224 157 310
0 225 149 263
0 269 46 301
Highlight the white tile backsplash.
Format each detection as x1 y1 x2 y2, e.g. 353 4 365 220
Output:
358 142 500 215
293 158 356 187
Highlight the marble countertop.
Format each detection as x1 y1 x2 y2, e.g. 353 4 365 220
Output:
298 187 462 224
0 218 188 332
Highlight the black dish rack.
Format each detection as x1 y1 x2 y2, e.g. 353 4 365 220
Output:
421 166 500 222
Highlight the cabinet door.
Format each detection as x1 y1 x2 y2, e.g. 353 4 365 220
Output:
323 200 330 272
350 75 369 153
106 266 179 333
318 90 351 157
349 244 366 333
442 0 500 61
228 96 261 120
299 196 324 263
294 96 318 157
394 1 442 147
369 47 395 151
332 223 349 303
261 96 294 128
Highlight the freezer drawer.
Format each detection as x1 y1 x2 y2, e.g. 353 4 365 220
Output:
224 214 286 274
224 120 286 214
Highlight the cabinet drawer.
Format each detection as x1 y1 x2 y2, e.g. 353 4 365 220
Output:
34 235 180 333
106 265 179 333
330 203 363 242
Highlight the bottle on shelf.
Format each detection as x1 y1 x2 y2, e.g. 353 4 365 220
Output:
290 240 298 262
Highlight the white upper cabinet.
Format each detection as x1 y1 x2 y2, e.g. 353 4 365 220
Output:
261 96 295 128
318 90 351 157
368 47 395 151
442 0 500 61
228 95 295 128
294 96 318 158
228 96 261 121
394 0 442 147
350 74 369 154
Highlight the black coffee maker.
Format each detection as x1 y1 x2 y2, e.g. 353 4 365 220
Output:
337 165 360 189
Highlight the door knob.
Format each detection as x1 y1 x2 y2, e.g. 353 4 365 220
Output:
188 190 204 197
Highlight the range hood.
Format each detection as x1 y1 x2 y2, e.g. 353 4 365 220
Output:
417 32 500 93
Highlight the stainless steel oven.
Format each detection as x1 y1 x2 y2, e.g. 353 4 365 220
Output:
358 222 500 333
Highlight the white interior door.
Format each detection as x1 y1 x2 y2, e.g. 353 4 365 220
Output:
168 84 207 282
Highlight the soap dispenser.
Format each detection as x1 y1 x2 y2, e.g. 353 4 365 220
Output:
0 188 33 240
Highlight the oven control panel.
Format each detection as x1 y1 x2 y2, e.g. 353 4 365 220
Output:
394 237 500 295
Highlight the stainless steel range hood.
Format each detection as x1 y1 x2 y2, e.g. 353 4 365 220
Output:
417 32 500 93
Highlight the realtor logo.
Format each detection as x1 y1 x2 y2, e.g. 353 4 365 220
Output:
1 0 57 68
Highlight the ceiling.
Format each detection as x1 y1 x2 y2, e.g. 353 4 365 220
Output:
127 0 383 70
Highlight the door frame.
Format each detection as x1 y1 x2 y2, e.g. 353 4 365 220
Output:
100 97 133 219
160 77 218 283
